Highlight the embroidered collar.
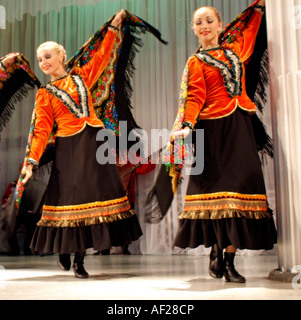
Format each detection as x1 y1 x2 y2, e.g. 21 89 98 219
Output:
45 74 90 118
195 48 243 98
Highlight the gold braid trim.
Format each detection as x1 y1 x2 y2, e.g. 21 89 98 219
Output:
37 209 136 228
43 196 129 212
185 192 267 201
183 192 268 214
184 199 268 212
179 209 272 220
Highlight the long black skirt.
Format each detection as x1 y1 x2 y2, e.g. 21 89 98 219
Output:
173 109 277 250
30 125 142 254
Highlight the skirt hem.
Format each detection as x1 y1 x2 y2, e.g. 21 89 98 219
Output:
173 215 277 251
30 214 143 254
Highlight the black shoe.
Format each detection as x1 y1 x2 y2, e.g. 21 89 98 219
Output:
122 246 131 255
208 244 224 279
57 254 71 271
73 252 89 279
73 263 89 279
100 249 110 255
223 252 246 283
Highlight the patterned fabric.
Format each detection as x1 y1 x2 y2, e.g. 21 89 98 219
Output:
45 75 90 119
0 54 41 132
66 10 167 135
195 49 243 98
219 0 261 45
38 196 134 228
0 54 38 87
181 192 270 220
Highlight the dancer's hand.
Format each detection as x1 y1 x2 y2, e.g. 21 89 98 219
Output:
171 127 191 140
22 164 33 185
111 9 126 28
2 52 20 67
258 0 265 6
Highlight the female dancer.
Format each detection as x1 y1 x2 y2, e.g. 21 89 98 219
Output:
171 0 277 282
20 10 142 279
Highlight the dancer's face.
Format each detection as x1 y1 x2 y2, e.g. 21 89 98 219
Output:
37 45 64 76
193 7 222 46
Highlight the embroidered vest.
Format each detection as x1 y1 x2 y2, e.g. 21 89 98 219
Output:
195 49 243 98
45 74 90 118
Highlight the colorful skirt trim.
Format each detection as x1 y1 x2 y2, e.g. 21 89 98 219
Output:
38 196 133 227
180 192 270 220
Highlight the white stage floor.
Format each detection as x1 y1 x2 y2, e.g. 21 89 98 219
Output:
0 254 300 300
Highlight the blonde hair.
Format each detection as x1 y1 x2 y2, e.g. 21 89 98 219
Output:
192 6 222 26
37 41 67 66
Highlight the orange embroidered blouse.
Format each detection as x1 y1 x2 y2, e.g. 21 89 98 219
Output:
184 10 263 126
29 30 117 164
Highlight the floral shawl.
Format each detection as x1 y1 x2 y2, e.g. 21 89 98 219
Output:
0 54 41 132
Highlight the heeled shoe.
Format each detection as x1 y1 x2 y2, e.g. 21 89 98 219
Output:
73 252 89 279
57 254 71 271
223 252 246 283
208 244 224 279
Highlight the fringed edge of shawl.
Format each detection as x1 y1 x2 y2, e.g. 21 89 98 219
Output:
113 25 144 132
253 49 269 114
0 81 36 132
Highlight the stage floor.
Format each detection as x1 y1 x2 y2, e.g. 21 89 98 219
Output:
0 253 300 300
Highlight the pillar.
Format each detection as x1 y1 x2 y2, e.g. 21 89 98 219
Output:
266 0 301 280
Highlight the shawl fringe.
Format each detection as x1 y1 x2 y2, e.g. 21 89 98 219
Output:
0 82 35 132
